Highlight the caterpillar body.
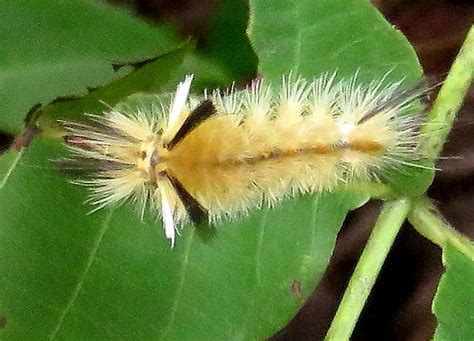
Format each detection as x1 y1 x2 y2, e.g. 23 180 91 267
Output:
61 74 428 247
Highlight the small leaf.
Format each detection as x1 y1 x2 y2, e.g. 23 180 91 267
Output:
202 0 258 81
35 45 191 132
34 44 238 134
433 244 474 341
0 0 181 134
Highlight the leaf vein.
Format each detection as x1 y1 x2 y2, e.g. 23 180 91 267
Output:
0 150 24 191
48 210 114 340
160 228 196 339
255 209 269 286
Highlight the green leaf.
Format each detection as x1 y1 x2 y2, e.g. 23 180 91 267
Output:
0 139 362 339
433 244 474 341
202 0 258 82
174 53 236 92
0 0 181 134
33 42 239 135
35 46 191 133
248 0 422 83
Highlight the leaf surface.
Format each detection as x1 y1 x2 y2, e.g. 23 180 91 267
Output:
433 244 474 341
0 140 361 339
248 0 421 83
0 0 180 134
202 0 258 82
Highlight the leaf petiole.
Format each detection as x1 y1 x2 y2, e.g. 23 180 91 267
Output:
408 197 474 262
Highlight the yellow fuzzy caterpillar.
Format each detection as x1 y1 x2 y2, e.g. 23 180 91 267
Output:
61 74 428 246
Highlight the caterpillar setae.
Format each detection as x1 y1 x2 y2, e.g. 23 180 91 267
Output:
60 73 430 247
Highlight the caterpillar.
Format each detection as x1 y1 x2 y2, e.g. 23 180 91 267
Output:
60 73 429 247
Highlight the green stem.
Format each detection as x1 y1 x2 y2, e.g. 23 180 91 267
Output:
422 25 474 158
325 26 473 340
325 199 411 341
408 197 474 262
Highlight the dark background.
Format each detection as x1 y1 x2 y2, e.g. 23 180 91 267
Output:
1 0 472 339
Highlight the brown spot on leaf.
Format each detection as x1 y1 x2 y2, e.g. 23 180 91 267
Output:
291 280 302 300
